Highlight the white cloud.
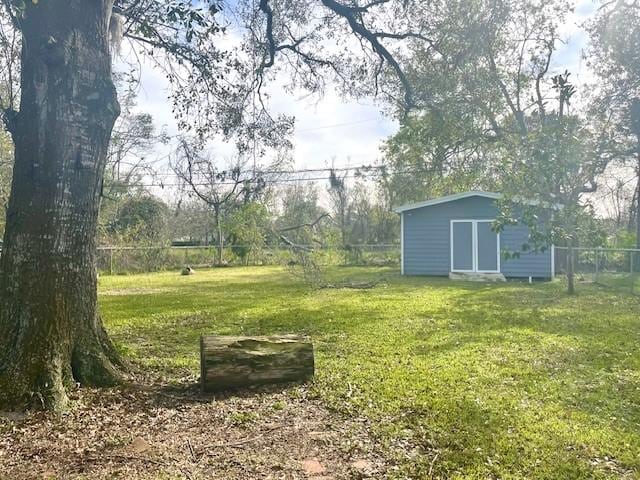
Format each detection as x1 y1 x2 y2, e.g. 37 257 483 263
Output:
552 0 598 86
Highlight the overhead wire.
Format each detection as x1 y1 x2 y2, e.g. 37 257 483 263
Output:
106 164 444 189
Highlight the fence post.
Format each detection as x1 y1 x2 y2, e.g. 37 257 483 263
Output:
109 248 114 276
631 251 635 295
567 245 576 294
595 248 599 283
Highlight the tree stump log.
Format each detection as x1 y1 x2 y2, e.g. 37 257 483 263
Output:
200 335 314 392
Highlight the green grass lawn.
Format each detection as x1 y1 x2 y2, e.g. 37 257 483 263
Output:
99 266 640 479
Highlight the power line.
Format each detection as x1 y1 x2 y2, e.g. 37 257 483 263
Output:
106 165 444 189
146 163 383 177
118 174 367 188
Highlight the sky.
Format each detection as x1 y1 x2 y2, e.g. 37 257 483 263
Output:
126 55 398 172
125 0 601 195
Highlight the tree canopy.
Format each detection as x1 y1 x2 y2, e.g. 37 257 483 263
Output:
0 0 443 410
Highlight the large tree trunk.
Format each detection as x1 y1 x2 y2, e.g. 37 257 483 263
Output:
0 0 123 411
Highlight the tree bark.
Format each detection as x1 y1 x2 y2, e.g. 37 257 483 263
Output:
200 335 314 392
0 0 123 411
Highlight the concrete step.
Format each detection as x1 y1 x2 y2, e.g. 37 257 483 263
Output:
449 272 506 282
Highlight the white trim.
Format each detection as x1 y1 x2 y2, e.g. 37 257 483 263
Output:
490 220 502 274
393 190 561 213
400 212 405 275
395 191 502 213
551 244 555 278
450 220 475 272
553 246 640 252
449 221 454 272
450 219 501 274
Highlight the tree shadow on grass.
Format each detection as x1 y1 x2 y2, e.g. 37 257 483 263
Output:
99 269 640 478
400 285 640 477
421 280 639 340
109 298 390 378
120 374 312 410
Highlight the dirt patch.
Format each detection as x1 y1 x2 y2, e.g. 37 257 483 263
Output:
0 376 390 479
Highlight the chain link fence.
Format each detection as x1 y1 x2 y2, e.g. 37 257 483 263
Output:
554 246 639 295
96 244 400 275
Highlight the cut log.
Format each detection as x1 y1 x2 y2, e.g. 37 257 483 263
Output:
200 335 314 392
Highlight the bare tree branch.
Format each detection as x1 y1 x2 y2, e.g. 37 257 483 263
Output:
319 0 416 108
277 213 332 233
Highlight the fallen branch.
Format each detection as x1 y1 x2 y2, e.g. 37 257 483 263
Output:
89 453 168 467
279 234 313 252
428 452 440 477
319 280 384 290
186 438 197 463
278 213 332 233
196 425 284 454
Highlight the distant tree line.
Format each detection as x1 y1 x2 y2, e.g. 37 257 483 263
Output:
0 0 636 286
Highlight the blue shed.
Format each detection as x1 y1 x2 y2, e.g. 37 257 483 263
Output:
395 191 554 280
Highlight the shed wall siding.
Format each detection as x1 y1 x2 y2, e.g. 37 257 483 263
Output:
499 225 552 278
402 196 552 278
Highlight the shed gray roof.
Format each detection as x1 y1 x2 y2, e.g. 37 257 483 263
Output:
393 191 502 213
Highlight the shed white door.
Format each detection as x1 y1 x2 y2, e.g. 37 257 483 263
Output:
451 221 474 272
450 220 500 273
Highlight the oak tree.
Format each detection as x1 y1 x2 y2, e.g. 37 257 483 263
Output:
0 0 431 409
